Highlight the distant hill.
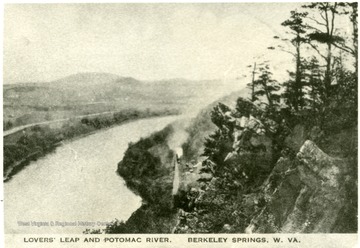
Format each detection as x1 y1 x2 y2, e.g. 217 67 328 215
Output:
53 72 123 83
4 73 224 106
4 73 143 107
3 73 243 128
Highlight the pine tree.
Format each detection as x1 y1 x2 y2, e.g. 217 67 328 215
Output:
281 10 308 111
253 64 281 112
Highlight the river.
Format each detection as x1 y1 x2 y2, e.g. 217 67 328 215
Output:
4 116 180 234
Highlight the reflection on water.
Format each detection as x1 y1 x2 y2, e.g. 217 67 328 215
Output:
4 116 180 234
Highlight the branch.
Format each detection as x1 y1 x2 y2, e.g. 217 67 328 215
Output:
305 24 324 33
330 3 337 36
331 41 355 54
280 48 296 57
320 12 327 22
307 42 327 60
307 16 327 27
325 4 330 34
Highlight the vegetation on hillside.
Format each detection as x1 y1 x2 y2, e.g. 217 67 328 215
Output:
107 2 357 234
175 2 357 233
105 125 178 233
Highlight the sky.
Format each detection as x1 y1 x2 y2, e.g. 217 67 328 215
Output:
4 3 309 84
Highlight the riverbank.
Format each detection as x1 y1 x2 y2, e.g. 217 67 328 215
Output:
5 116 182 234
3 108 179 182
105 124 179 233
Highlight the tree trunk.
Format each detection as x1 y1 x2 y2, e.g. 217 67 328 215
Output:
325 42 332 98
352 3 358 74
251 62 257 102
294 39 302 111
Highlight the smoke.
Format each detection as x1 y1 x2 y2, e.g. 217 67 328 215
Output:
174 147 183 158
167 119 190 158
182 79 247 118
166 81 247 159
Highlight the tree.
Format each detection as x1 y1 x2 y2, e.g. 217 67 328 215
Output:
4 120 13 130
331 2 358 71
349 2 358 73
246 62 258 102
280 10 308 111
302 3 354 99
339 2 358 73
253 64 281 112
302 57 324 113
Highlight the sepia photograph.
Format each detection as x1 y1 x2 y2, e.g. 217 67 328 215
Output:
2 1 358 247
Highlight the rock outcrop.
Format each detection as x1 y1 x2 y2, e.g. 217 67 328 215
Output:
247 140 351 233
174 97 356 234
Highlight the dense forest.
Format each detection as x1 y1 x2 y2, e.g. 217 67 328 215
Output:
109 2 358 234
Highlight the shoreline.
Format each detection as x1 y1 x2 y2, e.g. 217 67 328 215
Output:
106 124 179 233
3 112 180 183
60 114 179 145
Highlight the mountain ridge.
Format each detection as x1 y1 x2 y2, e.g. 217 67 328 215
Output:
4 72 222 86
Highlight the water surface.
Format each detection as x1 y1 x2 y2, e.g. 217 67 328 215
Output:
5 116 180 234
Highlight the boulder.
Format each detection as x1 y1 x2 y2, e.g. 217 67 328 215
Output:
284 124 306 151
248 140 351 233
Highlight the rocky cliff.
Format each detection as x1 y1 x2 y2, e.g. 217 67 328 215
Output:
108 95 356 234
173 97 357 233
247 140 355 233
